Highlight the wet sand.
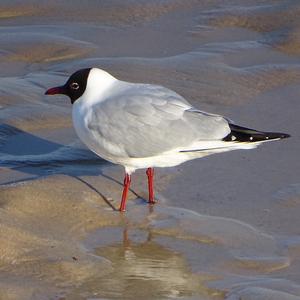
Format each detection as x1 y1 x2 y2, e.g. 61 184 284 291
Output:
0 1 299 299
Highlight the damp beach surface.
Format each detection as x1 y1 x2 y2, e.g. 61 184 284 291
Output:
0 1 299 299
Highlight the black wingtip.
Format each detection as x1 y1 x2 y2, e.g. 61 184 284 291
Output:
223 124 290 142
263 131 290 140
278 133 290 139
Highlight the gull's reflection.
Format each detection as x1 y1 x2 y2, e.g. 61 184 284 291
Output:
71 227 217 300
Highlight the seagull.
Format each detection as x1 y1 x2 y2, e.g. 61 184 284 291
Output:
45 68 290 211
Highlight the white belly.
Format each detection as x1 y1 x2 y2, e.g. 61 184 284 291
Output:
72 101 115 163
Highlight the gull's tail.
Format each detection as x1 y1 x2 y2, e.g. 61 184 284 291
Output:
223 124 290 143
179 123 290 154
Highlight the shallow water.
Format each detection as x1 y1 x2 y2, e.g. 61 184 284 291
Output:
0 1 299 299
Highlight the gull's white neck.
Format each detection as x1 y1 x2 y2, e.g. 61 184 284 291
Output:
79 68 117 105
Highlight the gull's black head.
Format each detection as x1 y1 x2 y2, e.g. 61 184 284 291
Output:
45 68 91 104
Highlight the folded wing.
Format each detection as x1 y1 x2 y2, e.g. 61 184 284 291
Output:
87 83 231 158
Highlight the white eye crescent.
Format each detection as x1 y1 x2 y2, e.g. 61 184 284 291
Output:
70 82 79 90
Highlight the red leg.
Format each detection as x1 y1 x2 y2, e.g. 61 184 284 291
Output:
146 167 155 204
119 173 131 212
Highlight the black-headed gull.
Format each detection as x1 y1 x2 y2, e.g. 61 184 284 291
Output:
45 68 290 211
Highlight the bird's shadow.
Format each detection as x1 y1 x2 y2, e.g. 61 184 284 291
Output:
0 123 140 210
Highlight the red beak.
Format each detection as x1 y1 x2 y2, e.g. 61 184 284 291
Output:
45 86 66 95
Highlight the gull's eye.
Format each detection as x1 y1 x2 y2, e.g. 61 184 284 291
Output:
70 82 79 90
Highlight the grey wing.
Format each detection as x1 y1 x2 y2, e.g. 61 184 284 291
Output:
87 83 230 158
